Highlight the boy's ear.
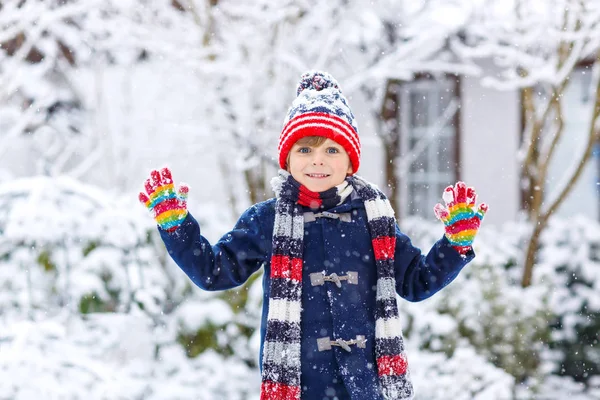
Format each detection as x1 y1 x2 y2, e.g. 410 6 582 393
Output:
347 164 353 175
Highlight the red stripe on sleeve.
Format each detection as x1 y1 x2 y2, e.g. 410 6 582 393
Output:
372 236 396 260
377 354 408 376
452 245 472 255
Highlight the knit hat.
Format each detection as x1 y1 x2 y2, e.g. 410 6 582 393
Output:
278 71 361 173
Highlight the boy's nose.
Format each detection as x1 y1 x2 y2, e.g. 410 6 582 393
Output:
311 151 325 165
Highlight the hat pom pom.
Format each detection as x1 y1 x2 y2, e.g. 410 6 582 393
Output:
296 71 340 96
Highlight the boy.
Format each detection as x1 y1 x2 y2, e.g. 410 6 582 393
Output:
139 71 487 400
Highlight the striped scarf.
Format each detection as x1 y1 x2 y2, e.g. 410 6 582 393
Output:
261 170 413 400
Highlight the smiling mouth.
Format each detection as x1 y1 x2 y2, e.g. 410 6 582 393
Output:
306 173 330 178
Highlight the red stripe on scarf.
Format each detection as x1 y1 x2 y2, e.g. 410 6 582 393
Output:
372 236 396 260
260 381 301 400
270 255 303 281
297 185 323 209
377 354 408 376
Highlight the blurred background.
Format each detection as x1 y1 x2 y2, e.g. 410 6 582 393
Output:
0 0 599 398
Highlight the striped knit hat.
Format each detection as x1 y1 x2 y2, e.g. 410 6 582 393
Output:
278 71 361 173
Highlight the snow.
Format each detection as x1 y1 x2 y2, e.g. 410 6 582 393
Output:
0 312 260 400
409 344 515 400
1 0 600 398
175 298 234 331
0 174 598 397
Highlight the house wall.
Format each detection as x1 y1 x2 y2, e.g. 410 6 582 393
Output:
460 64 599 224
460 71 521 226
346 96 386 189
546 68 599 222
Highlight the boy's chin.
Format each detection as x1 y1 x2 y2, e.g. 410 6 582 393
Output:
301 179 344 193
305 184 336 192
289 172 347 192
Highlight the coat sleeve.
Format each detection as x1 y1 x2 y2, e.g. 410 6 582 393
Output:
394 226 474 302
158 206 269 291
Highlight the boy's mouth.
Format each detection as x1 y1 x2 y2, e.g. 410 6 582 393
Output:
306 173 330 178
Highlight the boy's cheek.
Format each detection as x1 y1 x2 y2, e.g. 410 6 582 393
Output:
289 171 302 181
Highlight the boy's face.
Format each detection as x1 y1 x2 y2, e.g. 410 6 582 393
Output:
287 138 353 192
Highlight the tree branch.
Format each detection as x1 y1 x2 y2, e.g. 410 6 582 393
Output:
539 88 566 176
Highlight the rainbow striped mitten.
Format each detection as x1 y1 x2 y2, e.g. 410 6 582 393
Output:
139 167 189 232
433 181 488 255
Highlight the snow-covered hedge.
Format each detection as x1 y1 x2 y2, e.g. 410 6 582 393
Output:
0 176 261 399
0 312 260 400
0 176 175 316
1 177 600 399
402 216 600 398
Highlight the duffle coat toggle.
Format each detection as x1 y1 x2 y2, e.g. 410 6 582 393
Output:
317 335 367 352
310 271 358 287
304 211 352 223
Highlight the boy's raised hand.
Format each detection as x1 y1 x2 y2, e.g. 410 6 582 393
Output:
139 167 189 232
433 181 488 255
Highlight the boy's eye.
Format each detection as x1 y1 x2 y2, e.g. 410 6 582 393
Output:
326 147 339 154
298 147 310 153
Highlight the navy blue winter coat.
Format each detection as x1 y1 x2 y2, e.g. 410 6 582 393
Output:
160 194 474 399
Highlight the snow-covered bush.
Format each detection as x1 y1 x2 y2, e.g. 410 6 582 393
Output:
0 176 263 363
173 271 263 368
401 215 600 396
0 176 176 316
2 175 600 399
400 220 552 387
406 261 552 382
535 216 600 384
0 176 262 399
0 311 260 400
409 343 515 400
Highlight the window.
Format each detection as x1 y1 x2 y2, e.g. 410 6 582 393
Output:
397 77 460 218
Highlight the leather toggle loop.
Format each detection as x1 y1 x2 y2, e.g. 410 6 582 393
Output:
304 211 352 223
